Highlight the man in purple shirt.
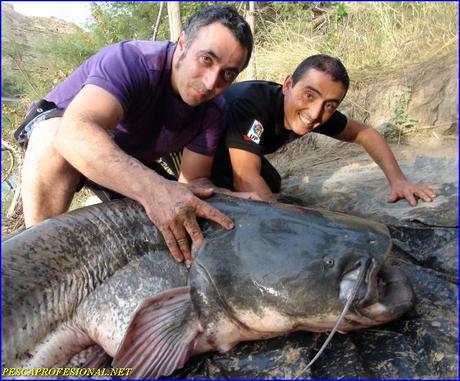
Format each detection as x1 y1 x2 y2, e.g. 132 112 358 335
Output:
18 6 253 266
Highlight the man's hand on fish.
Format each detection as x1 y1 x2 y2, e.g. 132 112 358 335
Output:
387 180 440 206
229 191 265 201
184 176 264 202
141 180 234 267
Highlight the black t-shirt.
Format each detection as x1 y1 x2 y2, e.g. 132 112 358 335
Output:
211 80 348 188
221 80 348 156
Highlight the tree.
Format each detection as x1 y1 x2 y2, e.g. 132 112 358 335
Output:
246 2 256 79
152 2 165 40
167 2 182 42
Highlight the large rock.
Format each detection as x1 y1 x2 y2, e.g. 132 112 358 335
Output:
340 52 458 135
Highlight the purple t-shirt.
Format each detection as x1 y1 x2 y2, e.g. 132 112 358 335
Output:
45 40 226 164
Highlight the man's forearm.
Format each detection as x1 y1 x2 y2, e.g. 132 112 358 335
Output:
357 128 407 186
181 176 233 195
184 174 276 202
55 117 166 204
233 174 276 202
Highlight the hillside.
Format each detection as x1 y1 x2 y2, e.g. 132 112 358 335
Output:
1 2 80 98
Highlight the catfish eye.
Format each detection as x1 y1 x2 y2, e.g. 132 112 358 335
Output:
324 257 335 267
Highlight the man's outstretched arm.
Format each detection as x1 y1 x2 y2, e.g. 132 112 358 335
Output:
55 84 234 265
334 118 438 206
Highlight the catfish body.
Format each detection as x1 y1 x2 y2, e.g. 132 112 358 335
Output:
2 195 413 378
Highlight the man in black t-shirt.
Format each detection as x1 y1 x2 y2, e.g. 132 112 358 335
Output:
208 54 438 205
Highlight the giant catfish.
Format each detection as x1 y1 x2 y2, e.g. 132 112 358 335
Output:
2 195 414 378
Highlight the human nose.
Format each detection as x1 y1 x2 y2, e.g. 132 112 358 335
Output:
203 68 221 92
309 101 324 122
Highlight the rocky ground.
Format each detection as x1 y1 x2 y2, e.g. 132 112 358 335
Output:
272 134 458 227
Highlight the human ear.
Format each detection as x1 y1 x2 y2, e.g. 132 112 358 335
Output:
177 31 186 50
282 75 293 95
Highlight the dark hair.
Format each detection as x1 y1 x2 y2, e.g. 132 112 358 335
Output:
183 5 253 69
292 54 350 92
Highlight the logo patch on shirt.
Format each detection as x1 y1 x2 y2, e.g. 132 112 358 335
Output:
243 120 264 144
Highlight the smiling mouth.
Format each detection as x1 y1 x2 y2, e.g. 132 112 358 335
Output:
298 113 315 131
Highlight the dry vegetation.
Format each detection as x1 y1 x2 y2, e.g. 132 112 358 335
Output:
250 2 458 82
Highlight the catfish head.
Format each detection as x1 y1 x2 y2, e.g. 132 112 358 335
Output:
189 199 414 347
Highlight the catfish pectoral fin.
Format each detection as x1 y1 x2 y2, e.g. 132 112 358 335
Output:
113 287 203 379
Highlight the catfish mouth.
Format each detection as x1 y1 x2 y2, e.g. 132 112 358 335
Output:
340 260 414 325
